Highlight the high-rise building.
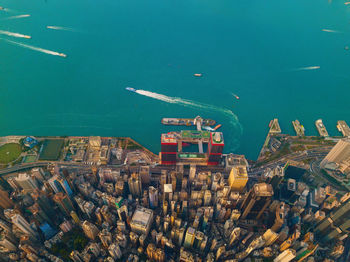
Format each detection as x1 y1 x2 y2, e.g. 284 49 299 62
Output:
228 165 248 192
109 243 122 260
70 211 81 224
184 227 196 248
263 166 285 191
208 132 224 165
263 229 279 246
14 173 38 192
48 175 73 196
29 203 53 226
53 192 75 216
315 198 350 242
160 133 177 165
128 173 142 197
321 139 350 168
140 166 151 185
82 220 99 240
240 183 274 220
0 190 14 209
273 249 296 262
149 186 158 208
11 214 38 239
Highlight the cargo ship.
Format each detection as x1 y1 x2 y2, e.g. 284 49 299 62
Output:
161 118 215 126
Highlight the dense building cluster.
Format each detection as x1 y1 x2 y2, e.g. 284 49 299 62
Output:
0 155 348 262
0 134 350 262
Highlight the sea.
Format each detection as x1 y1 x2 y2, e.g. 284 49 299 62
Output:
0 0 349 160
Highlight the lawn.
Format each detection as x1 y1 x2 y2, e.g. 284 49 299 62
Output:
39 139 64 161
0 143 22 164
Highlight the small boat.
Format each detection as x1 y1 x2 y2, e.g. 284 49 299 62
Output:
194 73 202 77
0 7 4 10
58 53 67 58
125 87 136 92
234 94 240 100
213 124 222 130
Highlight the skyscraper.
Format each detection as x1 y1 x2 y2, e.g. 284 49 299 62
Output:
128 173 142 197
149 186 159 208
240 183 274 220
208 132 224 165
139 166 151 185
53 192 75 216
82 220 99 240
184 227 196 248
160 133 177 165
228 165 248 192
14 173 38 192
11 214 38 239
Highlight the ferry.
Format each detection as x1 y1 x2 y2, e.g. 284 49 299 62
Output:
126 87 136 92
213 124 222 130
194 73 202 77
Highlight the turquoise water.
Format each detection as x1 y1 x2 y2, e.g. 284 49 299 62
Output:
0 0 349 160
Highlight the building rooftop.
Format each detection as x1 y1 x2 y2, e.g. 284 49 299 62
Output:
131 207 153 228
161 133 177 144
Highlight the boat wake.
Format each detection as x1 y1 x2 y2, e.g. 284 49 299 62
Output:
322 29 340 33
293 66 320 71
2 14 30 20
135 89 243 150
2 38 67 57
0 30 31 39
46 26 75 32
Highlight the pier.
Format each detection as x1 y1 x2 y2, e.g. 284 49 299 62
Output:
315 119 329 137
269 119 281 134
337 120 350 137
292 119 305 136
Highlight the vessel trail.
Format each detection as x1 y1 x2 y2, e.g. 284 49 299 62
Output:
0 30 31 39
293 66 320 71
322 29 340 33
2 14 30 20
134 89 243 150
2 38 67 57
46 26 75 32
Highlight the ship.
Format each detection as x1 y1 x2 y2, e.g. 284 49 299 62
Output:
194 73 202 77
203 126 215 131
161 117 215 126
125 87 136 92
213 124 222 130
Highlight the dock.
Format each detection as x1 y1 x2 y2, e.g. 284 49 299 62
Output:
161 116 215 127
315 119 329 137
269 119 281 134
337 120 350 137
292 120 305 136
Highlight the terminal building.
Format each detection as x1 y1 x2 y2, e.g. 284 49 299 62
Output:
160 130 224 166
